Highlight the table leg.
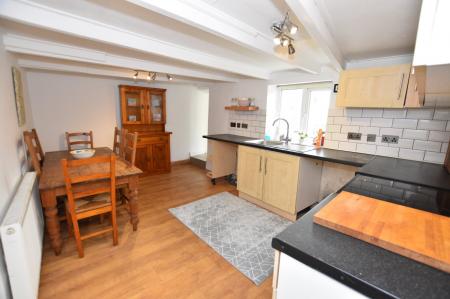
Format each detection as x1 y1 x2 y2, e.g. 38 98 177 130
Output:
127 176 139 231
41 189 62 255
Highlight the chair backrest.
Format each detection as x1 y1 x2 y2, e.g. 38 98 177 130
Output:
113 127 127 155
66 131 94 151
61 154 116 212
121 132 138 167
23 129 44 176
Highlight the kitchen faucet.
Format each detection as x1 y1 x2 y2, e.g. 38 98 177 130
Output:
272 118 291 144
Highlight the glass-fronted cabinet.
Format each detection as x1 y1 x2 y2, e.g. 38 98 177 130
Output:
121 88 145 124
120 86 166 125
149 91 165 124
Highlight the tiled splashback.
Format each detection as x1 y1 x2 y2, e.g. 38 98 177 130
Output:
228 109 266 139
324 107 450 163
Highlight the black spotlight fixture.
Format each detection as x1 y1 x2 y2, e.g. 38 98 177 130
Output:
271 12 299 55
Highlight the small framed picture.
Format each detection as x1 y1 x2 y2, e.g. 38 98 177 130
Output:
128 115 137 121
127 98 137 106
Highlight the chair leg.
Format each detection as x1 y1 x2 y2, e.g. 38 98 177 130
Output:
71 217 84 258
111 210 118 246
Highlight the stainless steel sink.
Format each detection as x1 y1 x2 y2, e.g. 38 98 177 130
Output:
244 139 285 146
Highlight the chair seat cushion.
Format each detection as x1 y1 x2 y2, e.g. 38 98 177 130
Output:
71 193 111 213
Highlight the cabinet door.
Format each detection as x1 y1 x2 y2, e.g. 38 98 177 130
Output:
121 88 146 124
148 91 166 124
237 146 263 200
149 143 171 172
336 64 411 108
135 145 148 172
262 151 299 213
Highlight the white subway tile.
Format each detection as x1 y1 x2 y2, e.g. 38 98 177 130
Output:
340 125 359 133
371 118 393 127
380 128 403 136
383 109 407 119
429 131 450 142
331 133 348 141
344 108 362 117
326 124 341 133
389 138 414 149
402 129 429 140
351 117 371 126
406 109 434 120
362 109 383 117
328 108 344 117
334 116 351 125
327 116 334 125
392 119 418 129
399 149 425 161
417 120 446 131
338 142 357 152
376 146 399 157
356 144 376 154
424 152 445 164
413 140 442 152
324 140 339 150
447 121 450 131
442 142 448 153
433 109 450 120
359 126 380 135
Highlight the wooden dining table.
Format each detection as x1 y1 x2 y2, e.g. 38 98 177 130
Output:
39 147 143 255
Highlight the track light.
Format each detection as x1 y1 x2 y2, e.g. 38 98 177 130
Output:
271 12 298 55
133 70 138 80
151 72 157 80
166 74 173 81
146 72 151 80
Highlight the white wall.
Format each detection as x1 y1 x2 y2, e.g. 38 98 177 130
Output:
25 71 209 161
0 28 34 299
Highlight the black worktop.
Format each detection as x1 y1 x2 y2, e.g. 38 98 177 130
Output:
203 134 374 167
272 193 450 299
357 156 450 191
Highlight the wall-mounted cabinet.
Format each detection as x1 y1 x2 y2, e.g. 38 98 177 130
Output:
119 85 171 174
237 146 322 220
336 64 412 108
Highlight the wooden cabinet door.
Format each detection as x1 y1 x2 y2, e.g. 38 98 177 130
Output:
148 90 166 124
237 146 263 200
120 87 146 124
262 151 299 213
149 143 170 172
336 64 411 108
135 145 149 172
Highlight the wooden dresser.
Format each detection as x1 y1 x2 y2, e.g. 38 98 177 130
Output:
119 85 171 174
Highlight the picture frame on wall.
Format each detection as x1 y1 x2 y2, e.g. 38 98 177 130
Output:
12 67 26 126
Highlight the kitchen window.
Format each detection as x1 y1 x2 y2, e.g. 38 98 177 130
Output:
267 82 332 143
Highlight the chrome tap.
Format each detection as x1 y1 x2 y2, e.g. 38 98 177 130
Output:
272 118 291 144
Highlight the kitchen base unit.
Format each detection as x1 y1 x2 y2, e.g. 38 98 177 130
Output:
237 145 323 221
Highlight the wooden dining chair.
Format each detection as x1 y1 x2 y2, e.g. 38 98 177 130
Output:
23 129 45 176
121 132 138 167
65 131 94 151
61 154 118 258
113 127 127 155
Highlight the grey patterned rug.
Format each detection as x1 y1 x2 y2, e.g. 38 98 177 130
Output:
169 192 292 285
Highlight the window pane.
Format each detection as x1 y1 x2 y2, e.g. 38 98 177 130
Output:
279 89 303 137
307 89 331 137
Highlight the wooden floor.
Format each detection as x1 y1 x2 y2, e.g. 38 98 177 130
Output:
39 164 273 298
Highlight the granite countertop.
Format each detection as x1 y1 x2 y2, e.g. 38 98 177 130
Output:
272 193 450 299
357 156 450 191
203 134 374 167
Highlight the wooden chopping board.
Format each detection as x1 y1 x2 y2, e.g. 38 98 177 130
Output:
314 191 450 273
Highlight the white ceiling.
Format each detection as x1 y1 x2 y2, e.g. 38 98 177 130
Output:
317 0 422 61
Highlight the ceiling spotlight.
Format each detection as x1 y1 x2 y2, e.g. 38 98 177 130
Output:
281 37 289 47
146 72 151 80
288 42 296 55
273 34 281 46
151 72 157 80
289 24 298 35
133 70 138 80
166 74 173 81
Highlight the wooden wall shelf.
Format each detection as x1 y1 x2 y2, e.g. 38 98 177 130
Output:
225 106 259 111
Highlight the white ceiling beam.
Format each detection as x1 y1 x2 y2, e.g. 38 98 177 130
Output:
17 58 212 84
3 34 240 82
126 0 321 74
0 0 269 79
285 0 345 71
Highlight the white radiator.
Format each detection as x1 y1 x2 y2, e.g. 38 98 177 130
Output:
0 172 44 299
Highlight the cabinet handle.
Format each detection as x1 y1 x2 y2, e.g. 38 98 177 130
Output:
397 73 405 100
259 156 262 172
264 157 268 175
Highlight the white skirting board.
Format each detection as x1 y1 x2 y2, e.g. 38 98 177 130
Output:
0 172 44 299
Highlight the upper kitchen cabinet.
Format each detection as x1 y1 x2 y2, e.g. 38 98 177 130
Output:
336 64 411 108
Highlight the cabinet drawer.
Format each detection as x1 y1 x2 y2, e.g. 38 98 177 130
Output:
137 135 168 144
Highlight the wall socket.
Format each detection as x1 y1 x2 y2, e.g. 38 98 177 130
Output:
367 134 376 142
381 135 399 144
347 132 362 140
